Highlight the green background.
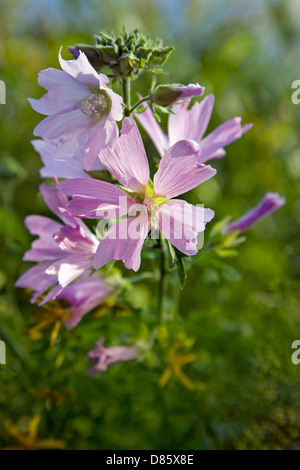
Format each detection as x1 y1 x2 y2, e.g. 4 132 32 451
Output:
1 0 300 450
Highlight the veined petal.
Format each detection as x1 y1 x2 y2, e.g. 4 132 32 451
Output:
106 88 123 121
169 94 215 146
198 118 252 163
58 178 133 219
157 199 214 255
23 215 62 261
58 48 108 89
53 224 97 255
15 262 58 303
154 140 216 198
83 119 119 171
94 214 150 271
33 108 90 140
100 117 150 194
135 102 169 157
46 255 94 289
32 139 94 179
39 183 77 227
28 68 89 116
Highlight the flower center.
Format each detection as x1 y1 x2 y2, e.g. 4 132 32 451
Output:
80 91 111 119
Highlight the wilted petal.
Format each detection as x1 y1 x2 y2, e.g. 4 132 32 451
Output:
87 338 139 375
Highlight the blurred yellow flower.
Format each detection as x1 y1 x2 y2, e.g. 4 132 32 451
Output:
3 415 66 450
159 340 197 391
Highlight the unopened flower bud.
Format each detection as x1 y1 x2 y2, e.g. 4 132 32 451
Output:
150 83 205 107
224 192 285 233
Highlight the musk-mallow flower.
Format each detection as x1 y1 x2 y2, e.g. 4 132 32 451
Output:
87 338 139 375
136 94 252 163
224 192 286 233
58 117 216 272
28 49 123 170
16 184 98 304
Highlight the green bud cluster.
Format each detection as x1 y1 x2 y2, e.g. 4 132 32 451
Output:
70 29 173 79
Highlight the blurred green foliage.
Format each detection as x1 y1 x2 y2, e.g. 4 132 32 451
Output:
1 0 300 450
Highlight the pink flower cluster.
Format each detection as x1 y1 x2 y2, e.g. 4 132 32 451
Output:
17 48 284 374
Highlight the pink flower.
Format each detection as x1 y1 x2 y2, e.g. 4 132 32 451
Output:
16 184 98 304
58 117 216 272
32 139 105 180
136 94 252 163
57 274 112 330
224 192 285 233
28 49 123 170
87 338 139 375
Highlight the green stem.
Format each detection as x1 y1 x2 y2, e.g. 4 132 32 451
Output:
128 95 151 114
122 76 131 116
158 234 168 322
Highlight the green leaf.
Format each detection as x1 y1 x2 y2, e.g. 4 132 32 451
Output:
176 253 187 289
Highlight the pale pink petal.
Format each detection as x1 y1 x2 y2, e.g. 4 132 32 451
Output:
53 224 97 255
153 140 216 198
58 178 133 218
15 262 58 303
28 68 89 115
174 83 205 101
135 103 169 157
58 48 108 89
94 214 150 271
100 117 150 194
106 88 123 121
60 275 112 330
32 139 94 179
23 215 62 261
38 284 64 306
198 118 253 163
39 183 77 227
46 255 94 288
53 124 92 161
169 95 215 146
33 108 90 140
157 199 214 255
83 119 119 170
